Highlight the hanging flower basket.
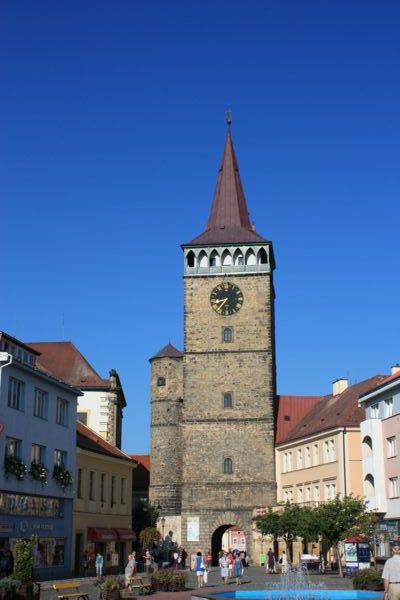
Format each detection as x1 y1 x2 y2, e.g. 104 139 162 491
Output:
4 456 28 481
52 465 73 489
28 462 48 485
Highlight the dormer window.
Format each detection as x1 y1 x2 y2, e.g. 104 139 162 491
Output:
157 377 166 387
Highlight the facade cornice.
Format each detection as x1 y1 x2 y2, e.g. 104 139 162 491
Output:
276 426 359 450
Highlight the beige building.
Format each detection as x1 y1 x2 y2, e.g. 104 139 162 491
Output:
72 421 136 574
274 375 385 564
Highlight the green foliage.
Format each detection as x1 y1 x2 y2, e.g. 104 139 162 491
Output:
28 462 48 485
151 569 186 591
0 575 22 590
352 568 384 591
52 464 73 489
139 526 161 550
4 456 27 481
95 576 123 591
314 495 369 546
134 500 160 536
14 538 34 584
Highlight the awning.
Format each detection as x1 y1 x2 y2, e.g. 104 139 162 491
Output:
115 528 137 542
87 527 118 542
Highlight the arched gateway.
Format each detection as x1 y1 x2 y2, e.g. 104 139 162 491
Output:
210 512 250 566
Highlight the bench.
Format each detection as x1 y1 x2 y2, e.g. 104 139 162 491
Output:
52 581 89 600
127 576 152 595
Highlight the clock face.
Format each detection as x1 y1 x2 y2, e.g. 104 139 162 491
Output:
210 282 244 316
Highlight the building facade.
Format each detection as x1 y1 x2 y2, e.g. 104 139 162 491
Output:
0 332 80 579
73 421 135 574
28 342 126 449
149 126 277 563
359 365 400 559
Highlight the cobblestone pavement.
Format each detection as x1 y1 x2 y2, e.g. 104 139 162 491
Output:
39 566 355 600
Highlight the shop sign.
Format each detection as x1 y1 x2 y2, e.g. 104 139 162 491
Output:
19 521 54 534
378 521 399 533
0 521 13 533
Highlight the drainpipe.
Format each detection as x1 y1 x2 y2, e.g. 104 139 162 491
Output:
342 428 347 496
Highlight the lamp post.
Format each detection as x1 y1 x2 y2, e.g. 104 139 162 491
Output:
161 517 166 560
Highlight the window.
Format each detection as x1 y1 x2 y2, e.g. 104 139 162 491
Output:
313 444 319 465
56 398 69 426
34 388 48 419
101 474 106 503
77 468 83 499
283 488 293 503
297 487 304 503
324 481 336 500
305 446 311 467
6 437 21 458
157 377 166 386
54 449 67 467
305 486 311 502
384 398 393 418
329 439 335 461
77 412 87 425
370 403 379 418
222 327 233 343
223 458 233 474
8 377 25 411
89 471 95 501
389 477 399 498
313 485 320 502
121 478 125 504
387 436 397 458
287 451 292 471
297 448 303 469
223 393 233 408
283 451 292 472
31 444 45 464
34 538 65 567
111 475 116 504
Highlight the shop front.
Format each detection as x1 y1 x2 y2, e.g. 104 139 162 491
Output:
84 527 136 574
0 490 73 579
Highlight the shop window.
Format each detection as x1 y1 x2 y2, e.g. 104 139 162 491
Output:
33 537 65 567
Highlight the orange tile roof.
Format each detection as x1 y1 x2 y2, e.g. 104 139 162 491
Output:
276 395 325 444
130 454 150 471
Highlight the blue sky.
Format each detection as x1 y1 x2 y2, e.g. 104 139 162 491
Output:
1 1 400 453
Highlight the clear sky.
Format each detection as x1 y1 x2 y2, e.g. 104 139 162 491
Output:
1 1 400 453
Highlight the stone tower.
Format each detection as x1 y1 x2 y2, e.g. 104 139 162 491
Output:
150 124 277 563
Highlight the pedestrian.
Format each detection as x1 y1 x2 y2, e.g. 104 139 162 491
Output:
95 552 103 577
318 551 325 574
173 549 179 569
228 550 234 577
145 549 152 575
219 551 229 585
181 548 187 569
124 553 135 588
279 550 288 574
382 539 400 600
233 553 242 585
206 550 212 569
82 550 90 576
266 547 275 574
195 551 205 588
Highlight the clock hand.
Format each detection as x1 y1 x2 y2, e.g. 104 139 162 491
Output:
216 298 228 311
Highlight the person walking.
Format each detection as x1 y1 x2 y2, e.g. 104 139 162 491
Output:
95 552 103 577
195 551 205 588
124 553 135 588
383 539 400 600
233 554 242 585
180 548 187 569
82 551 90 577
266 548 275 574
219 551 229 585
279 550 288 574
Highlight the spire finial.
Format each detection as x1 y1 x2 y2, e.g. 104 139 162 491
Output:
225 109 232 127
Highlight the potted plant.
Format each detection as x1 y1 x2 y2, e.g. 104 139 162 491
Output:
95 576 123 600
28 461 48 485
4 456 27 481
352 567 384 591
52 464 73 489
13 538 39 600
0 576 22 600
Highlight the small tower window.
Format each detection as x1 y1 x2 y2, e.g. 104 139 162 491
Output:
222 327 233 343
157 377 166 386
237 255 244 265
187 251 195 268
223 393 233 408
223 458 233 474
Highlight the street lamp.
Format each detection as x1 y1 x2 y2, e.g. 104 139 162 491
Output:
161 517 165 540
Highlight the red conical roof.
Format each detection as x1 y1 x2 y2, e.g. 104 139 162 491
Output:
186 130 267 245
149 343 183 361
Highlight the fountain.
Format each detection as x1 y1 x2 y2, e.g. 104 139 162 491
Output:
209 565 384 599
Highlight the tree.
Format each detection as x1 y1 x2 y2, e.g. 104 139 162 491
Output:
139 527 161 552
134 500 160 536
314 494 370 578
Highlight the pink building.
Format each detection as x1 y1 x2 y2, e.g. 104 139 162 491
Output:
359 365 400 559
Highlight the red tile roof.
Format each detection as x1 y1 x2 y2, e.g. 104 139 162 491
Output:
278 375 386 445
276 395 325 444
27 341 109 388
77 421 135 463
359 369 400 400
130 454 150 471
185 131 268 245
149 343 183 361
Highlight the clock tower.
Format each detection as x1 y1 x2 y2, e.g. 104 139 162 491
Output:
150 122 277 563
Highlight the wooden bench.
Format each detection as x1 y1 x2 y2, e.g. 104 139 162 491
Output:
127 576 152 595
52 581 89 600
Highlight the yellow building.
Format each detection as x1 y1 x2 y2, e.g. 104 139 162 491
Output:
72 421 136 574
274 375 385 564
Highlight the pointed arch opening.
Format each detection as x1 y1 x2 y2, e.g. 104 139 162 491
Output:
210 250 220 267
257 248 268 264
245 249 256 265
233 249 244 266
186 251 195 268
221 249 232 266
198 250 208 268
364 473 375 497
362 435 373 458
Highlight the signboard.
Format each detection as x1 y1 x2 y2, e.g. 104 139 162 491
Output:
344 543 357 563
378 521 399 533
357 543 370 563
187 516 199 542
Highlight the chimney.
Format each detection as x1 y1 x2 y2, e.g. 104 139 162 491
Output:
391 364 400 375
332 378 349 396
